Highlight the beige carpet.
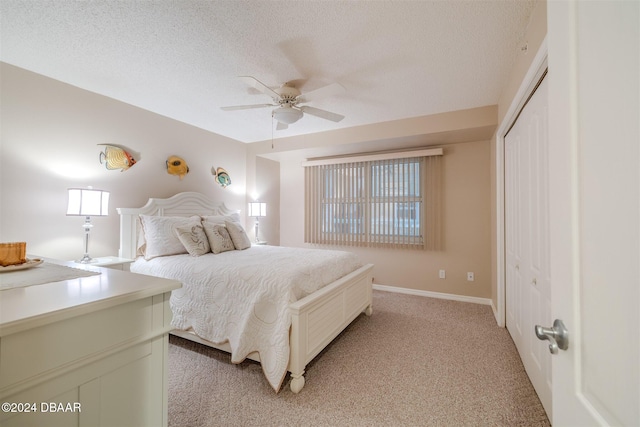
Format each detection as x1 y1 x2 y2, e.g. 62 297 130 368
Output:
168 290 551 426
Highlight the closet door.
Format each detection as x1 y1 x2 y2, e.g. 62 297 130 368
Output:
505 75 552 417
505 119 523 346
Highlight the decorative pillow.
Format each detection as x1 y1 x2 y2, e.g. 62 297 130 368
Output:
175 223 210 256
201 213 241 225
136 217 147 257
139 215 201 260
202 222 235 254
225 220 251 250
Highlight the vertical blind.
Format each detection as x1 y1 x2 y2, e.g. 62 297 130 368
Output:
304 151 442 250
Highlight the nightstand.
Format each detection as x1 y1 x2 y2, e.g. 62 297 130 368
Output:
74 256 134 271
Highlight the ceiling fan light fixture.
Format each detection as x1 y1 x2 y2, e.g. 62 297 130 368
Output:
272 106 303 125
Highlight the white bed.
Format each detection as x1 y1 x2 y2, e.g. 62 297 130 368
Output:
117 192 373 393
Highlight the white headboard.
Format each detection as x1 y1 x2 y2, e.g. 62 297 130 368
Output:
116 192 238 259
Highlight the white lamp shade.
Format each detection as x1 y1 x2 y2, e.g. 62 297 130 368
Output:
248 202 266 217
67 188 110 216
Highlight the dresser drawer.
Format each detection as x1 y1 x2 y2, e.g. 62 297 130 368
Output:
0 297 154 391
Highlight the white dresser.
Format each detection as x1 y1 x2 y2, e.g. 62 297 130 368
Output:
0 261 181 427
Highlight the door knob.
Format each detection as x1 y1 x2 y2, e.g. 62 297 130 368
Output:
535 319 569 354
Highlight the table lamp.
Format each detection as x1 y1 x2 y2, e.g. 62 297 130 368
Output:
67 187 110 263
248 202 266 243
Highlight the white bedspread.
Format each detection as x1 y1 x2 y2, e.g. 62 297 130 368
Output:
130 245 361 391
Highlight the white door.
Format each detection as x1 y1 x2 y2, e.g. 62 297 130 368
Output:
547 1 639 425
505 75 552 417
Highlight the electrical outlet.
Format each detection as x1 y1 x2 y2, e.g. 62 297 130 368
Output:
439 269 446 279
467 272 475 281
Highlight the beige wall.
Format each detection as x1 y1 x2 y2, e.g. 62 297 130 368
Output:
253 156 280 246
0 63 248 261
491 0 547 310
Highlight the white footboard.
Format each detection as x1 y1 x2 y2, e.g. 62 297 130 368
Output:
170 263 373 394
287 263 374 393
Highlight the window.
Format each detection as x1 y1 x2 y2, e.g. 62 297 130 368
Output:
305 151 442 250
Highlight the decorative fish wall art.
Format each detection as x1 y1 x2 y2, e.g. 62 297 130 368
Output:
211 167 231 188
98 144 138 171
167 155 189 180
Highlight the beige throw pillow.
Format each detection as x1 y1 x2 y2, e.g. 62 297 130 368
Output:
175 223 210 256
203 222 235 254
225 220 251 250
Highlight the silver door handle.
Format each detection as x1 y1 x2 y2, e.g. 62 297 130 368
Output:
535 319 569 354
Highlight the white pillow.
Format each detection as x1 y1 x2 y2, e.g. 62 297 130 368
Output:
136 216 147 257
139 215 201 260
201 213 241 225
175 223 210 256
225 220 251 250
202 222 235 254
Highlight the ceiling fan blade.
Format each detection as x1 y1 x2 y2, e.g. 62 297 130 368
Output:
238 76 281 99
300 106 345 123
297 82 345 103
276 121 288 131
220 104 274 111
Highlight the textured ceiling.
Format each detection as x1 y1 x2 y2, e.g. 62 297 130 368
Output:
1 0 536 143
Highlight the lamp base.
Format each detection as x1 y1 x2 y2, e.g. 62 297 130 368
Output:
76 217 97 264
75 254 97 264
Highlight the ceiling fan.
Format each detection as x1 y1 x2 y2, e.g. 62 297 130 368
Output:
221 76 345 130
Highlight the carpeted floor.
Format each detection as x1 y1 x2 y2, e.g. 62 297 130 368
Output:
168 290 551 426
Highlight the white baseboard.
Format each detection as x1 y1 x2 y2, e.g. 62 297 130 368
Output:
372 284 492 306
